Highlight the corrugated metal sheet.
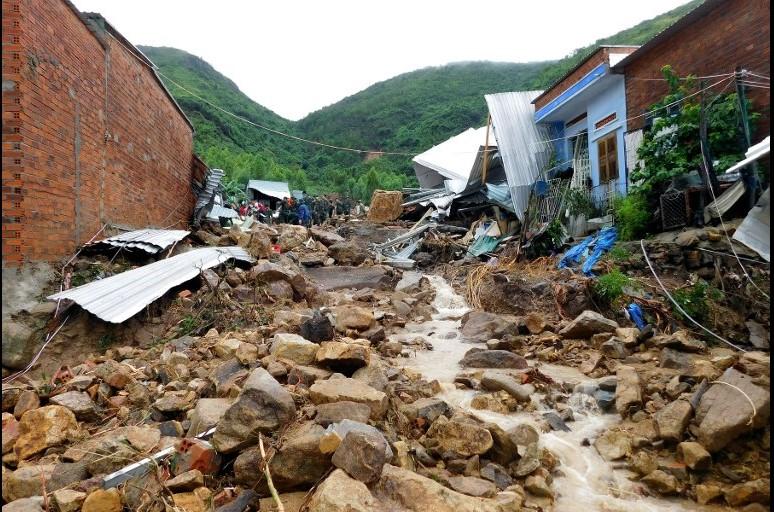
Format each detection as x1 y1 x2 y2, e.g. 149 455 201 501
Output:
485 91 552 220
206 204 239 220
48 247 254 323
88 229 190 254
246 180 291 200
412 127 495 191
734 187 770 262
724 136 770 174
193 168 226 224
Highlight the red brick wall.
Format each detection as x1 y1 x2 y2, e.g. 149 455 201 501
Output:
2 0 195 267
534 47 639 111
622 0 770 137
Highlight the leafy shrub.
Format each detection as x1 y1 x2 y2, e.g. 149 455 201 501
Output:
612 193 650 241
565 188 596 218
671 280 723 322
593 267 632 304
606 245 631 263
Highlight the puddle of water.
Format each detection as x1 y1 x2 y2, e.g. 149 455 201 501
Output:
396 274 728 512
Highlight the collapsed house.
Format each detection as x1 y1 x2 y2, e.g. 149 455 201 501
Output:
246 180 292 208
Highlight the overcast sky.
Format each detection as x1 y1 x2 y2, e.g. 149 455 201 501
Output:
72 0 688 121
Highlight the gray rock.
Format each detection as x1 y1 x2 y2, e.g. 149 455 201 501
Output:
746 320 769 349
48 391 99 421
460 310 520 342
615 366 642 418
212 368 296 453
460 350 528 369
186 398 232 437
480 372 533 401
400 397 450 424
306 469 377 512
654 399 692 442
659 348 694 371
426 417 493 457
2 321 36 370
332 430 388 483
695 368 770 452
315 401 372 426
480 462 513 490
447 475 497 498
559 310 618 339
328 242 369 265
299 311 334 343
309 377 388 420
600 338 630 359
641 470 680 495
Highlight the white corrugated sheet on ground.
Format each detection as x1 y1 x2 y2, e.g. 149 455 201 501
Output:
485 91 552 221
88 229 190 254
246 180 291 200
734 187 770 262
412 126 495 191
48 247 254 323
704 180 745 224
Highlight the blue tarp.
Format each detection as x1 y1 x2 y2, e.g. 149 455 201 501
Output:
558 227 618 276
625 303 647 330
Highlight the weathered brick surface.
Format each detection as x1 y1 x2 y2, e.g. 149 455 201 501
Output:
534 47 639 111
1 0 196 267
621 0 770 137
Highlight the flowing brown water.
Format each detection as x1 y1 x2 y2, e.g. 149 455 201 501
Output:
394 274 730 512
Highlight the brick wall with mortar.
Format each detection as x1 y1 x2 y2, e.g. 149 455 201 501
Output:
1 0 195 267
620 0 770 138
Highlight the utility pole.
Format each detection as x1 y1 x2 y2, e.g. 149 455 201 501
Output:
735 67 758 209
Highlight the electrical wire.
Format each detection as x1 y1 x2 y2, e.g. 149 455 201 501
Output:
2 316 71 384
532 75 737 147
625 71 735 81
639 239 747 352
696 247 770 265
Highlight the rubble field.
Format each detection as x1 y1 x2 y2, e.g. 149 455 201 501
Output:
1 219 770 512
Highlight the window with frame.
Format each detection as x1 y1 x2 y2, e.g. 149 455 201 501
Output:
597 132 618 182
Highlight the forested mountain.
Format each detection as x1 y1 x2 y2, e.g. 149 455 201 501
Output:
140 0 701 201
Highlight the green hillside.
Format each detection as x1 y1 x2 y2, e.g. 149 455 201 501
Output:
141 0 702 201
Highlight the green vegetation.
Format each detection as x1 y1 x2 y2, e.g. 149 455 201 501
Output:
672 280 723 322
606 245 632 263
612 193 650 241
138 1 702 201
565 188 596 218
593 267 634 305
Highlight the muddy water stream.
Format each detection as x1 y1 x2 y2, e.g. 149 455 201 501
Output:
393 274 727 512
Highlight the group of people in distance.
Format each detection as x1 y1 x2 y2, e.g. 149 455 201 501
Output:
235 195 364 227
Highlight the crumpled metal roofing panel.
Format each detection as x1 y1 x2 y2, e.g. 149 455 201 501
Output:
412 126 495 189
48 247 254 323
207 204 239 220
734 187 770 262
485 91 552 221
246 180 291 200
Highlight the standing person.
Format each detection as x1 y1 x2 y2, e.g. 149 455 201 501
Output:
298 201 312 228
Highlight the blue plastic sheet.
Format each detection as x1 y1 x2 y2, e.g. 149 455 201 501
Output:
557 227 618 276
625 303 647 330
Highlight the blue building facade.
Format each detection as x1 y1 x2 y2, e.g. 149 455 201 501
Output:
533 46 638 203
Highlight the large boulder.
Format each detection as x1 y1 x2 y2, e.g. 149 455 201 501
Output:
334 306 374 332
460 350 528 369
2 321 36 370
559 310 618 339
48 391 99 422
245 230 273 259
695 368 770 452
186 398 233 437
480 372 533 402
277 225 308 252
212 368 296 453
269 333 319 365
460 310 520 342
235 422 331 491
373 464 502 512
367 190 403 223
14 406 80 460
331 430 388 483
425 416 493 457
309 378 388 420
654 399 692 442
328 242 370 265
316 342 370 375
2 464 56 501
309 227 345 247
307 469 378 511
